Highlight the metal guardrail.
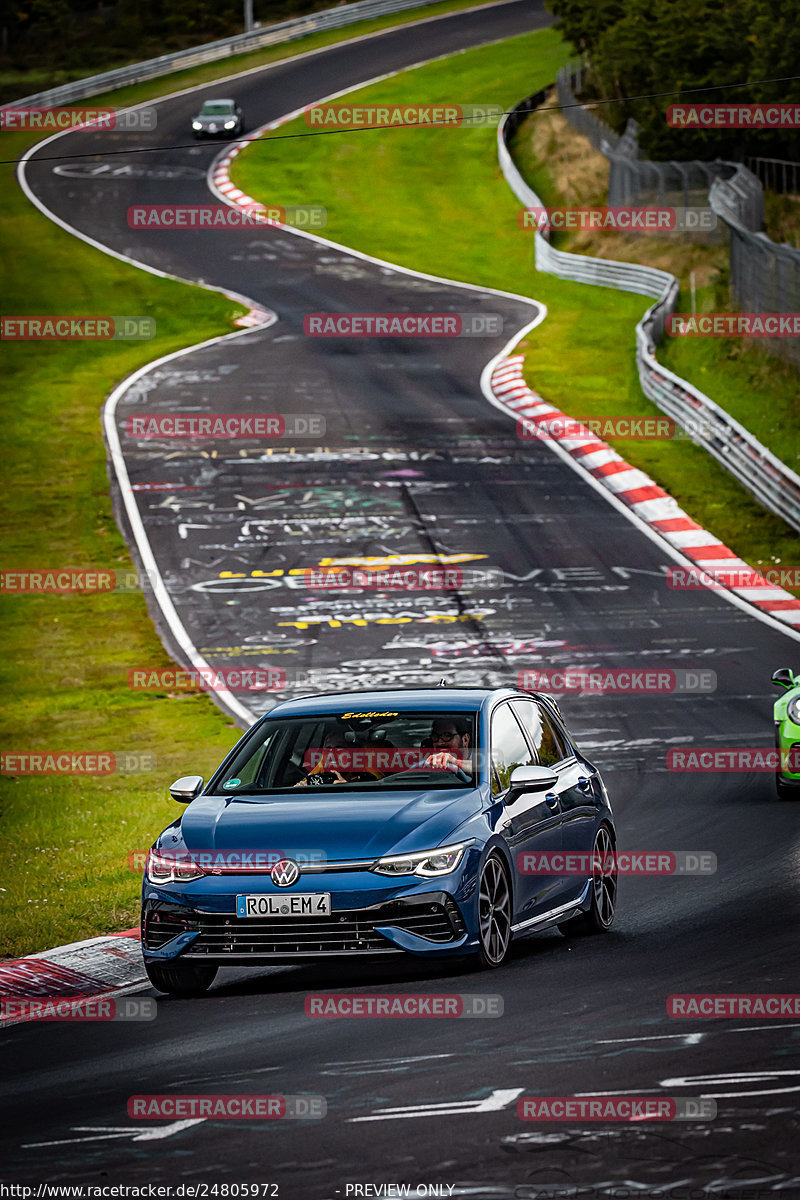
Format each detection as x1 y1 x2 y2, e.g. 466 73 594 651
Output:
497 95 800 534
557 64 762 231
746 156 800 196
2 0 444 110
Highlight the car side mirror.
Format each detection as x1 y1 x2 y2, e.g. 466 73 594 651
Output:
771 667 795 690
506 764 558 803
169 774 204 803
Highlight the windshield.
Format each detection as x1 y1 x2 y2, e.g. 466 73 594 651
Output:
199 101 234 115
210 711 479 794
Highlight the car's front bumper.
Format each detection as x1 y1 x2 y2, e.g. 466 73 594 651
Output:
142 867 479 964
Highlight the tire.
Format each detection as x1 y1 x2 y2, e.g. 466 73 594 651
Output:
145 959 218 996
776 773 800 800
476 852 513 969
559 825 617 937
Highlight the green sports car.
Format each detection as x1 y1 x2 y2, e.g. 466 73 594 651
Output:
771 667 800 798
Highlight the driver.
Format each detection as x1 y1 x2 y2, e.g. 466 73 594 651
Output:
418 717 472 776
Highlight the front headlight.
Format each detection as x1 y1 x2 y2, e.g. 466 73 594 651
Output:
787 696 800 725
372 841 470 877
192 121 202 130
146 849 204 884
223 119 237 129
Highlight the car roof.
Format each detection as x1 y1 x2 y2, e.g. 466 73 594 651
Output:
264 686 553 719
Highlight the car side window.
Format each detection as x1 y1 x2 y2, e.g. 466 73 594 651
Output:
490 703 535 795
511 700 566 768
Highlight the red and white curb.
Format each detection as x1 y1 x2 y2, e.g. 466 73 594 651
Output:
0 928 145 1025
491 356 800 628
211 141 276 328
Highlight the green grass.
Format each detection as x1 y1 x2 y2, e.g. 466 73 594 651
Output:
233 31 800 577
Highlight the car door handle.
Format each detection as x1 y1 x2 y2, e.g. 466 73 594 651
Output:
544 792 559 809
577 776 592 792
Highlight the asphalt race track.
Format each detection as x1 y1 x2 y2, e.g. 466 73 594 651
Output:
4 1 800 1194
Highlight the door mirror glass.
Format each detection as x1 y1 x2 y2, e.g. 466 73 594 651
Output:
506 764 559 803
169 774 204 803
771 667 795 690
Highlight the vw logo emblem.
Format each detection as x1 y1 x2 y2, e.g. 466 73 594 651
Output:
272 858 300 888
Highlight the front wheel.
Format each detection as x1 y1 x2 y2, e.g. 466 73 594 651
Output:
776 773 800 800
559 825 617 937
476 853 513 968
145 959 218 996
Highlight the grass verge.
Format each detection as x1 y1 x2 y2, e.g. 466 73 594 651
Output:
233 37 800 579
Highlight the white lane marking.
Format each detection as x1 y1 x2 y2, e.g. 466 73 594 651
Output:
661 1069 800 1098
350 1087 524 1121
597 1033 705 1045
597 1023 800 1044
102 329 274 728
23 1119 206 1147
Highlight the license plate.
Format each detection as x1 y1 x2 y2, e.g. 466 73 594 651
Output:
236 893 331 918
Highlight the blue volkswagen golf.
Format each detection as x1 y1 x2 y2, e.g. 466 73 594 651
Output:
141 687 617 995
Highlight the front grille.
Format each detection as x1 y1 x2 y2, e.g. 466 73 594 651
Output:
144 897 465 956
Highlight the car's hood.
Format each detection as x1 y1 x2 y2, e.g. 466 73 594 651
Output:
174 787 482 861
195 114 231 125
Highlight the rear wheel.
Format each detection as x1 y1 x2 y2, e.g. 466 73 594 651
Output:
145 959 218 996
559 825 617 936
476 853 513 968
